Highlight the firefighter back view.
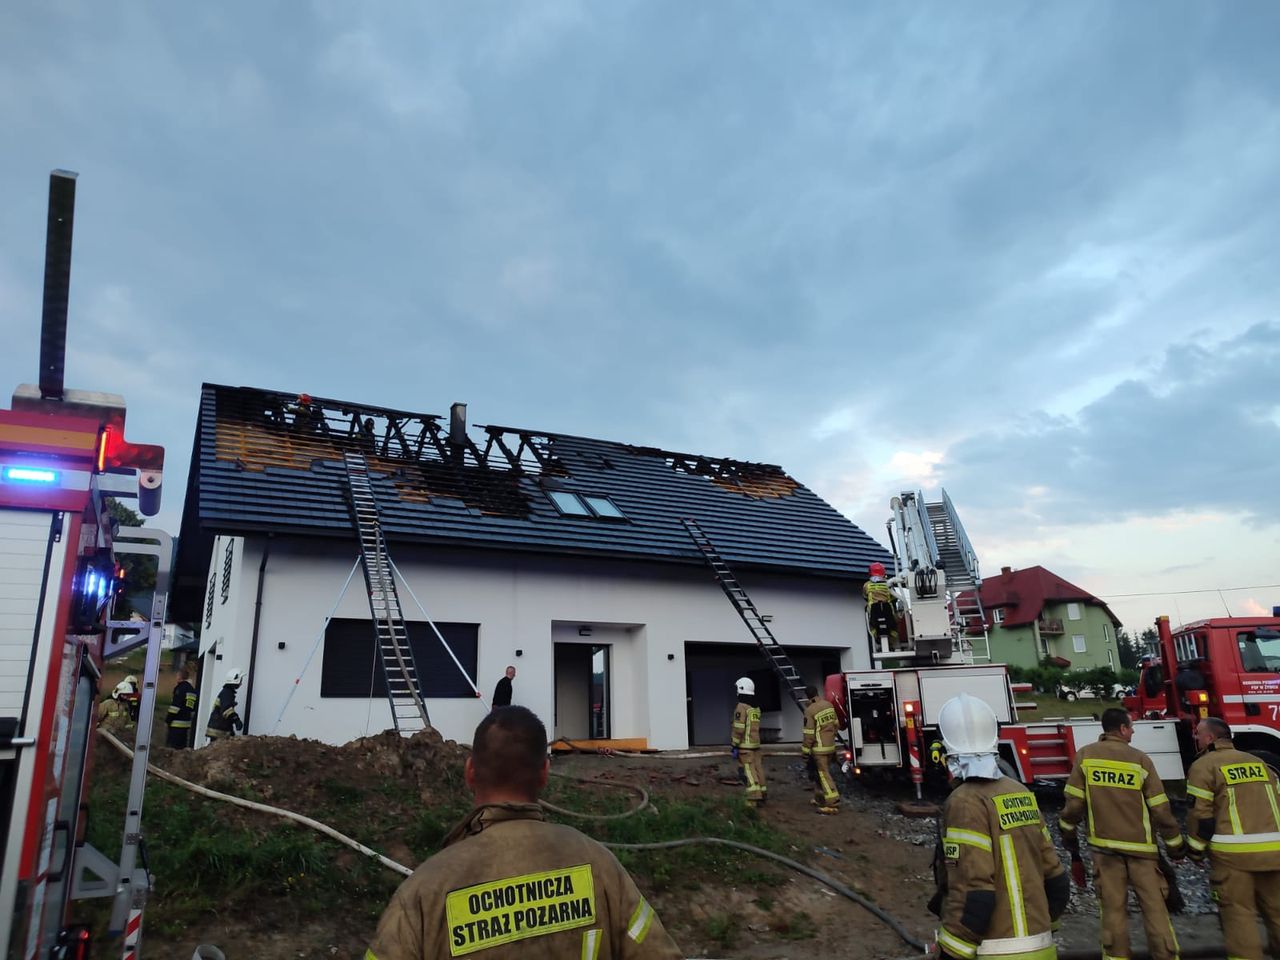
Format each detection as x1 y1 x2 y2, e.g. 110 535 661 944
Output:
206 668 245 741
1186 716 1280 960
730 677 766 805
1057 707 1185 960
862 561 898 650
931 694 1068 960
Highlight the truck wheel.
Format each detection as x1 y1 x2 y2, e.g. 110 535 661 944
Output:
1247 749 1280 779
1063 691 1078 702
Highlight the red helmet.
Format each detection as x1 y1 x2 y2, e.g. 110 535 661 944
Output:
869 562 886 578
298 393 313 405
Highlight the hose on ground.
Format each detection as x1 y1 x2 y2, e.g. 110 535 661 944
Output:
610 837 927 954
98 728 414 878
542 771 651 820
100 730 924 953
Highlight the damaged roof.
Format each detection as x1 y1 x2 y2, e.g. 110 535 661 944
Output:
174 383 890 615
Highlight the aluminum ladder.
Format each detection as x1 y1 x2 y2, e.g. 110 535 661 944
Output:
682 518 810 713
342 452 430 734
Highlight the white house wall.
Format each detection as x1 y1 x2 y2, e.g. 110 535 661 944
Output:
208 535 871 750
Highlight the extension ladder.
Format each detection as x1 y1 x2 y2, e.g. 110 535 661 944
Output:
343 452 430 734
682 518 810 713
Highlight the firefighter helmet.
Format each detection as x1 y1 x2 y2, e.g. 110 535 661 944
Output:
123 674 139 689
735 676 755 696
937 693 998 756
112 679 134 699
225 668 245 686
869 562 886 579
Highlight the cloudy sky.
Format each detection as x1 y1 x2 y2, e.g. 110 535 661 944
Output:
2 2 1277 634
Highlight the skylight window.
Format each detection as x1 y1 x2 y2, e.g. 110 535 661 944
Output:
548 491 591 516
583 495 624 518
546 490 627 520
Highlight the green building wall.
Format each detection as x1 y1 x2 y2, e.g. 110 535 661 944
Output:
986 601 1119 672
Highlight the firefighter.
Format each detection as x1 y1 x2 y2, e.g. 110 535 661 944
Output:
97 679 136 726
862 561 898 648
1058 707 1185 960
205 668 245 741
366 706 682 959
930 693 1069 960
1186 717 1280 960
164 663 198 749
801 684 840 814
730 677 766 805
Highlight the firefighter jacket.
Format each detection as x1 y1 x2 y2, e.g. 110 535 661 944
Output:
166 679 198 730
207 684 243 735
366 803 682 959
1058 732 1183 858
1186 737 1280 870
731 702 761 750
863 580 895 607
934 776 1069 960
801 698 838 757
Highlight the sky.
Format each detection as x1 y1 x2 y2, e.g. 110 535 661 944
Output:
1 2 1277 636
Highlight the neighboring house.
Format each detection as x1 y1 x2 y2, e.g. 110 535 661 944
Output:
959 565 1122 672
173 385 892 750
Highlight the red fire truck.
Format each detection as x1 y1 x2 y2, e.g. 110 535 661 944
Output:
827 611 1280 794
1 171 170 959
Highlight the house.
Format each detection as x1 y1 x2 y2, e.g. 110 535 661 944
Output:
172 384 892 750
959 565 1122 672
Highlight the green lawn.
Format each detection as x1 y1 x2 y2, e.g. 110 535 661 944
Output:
1013 692 1124 720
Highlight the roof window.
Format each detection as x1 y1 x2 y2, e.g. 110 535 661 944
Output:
547 491 627 520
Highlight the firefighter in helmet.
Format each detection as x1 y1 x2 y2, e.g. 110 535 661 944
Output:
1186 716 1280 959
1058 707 1185 960
730 677 766 805
165 662 199 749
206 668 245 741
929 694 1069 960
801 684 840 814
863 561 899 649
97 679 137 726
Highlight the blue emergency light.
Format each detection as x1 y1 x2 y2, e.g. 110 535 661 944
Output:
3 466 59 484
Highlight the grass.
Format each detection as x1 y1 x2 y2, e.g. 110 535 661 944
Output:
1016 693 1123 720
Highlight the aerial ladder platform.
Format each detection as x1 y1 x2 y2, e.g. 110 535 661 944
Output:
343 451 431 735
887 488 990 664
682 518 810 713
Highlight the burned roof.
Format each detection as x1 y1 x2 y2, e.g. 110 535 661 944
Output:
174 383 890 615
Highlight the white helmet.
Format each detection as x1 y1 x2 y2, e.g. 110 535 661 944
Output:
113 679 134 699
735 676 755 696
225 668 245 686
124 675 139 689
937 693 998 756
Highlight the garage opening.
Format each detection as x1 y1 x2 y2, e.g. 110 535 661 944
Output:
684 642 844 746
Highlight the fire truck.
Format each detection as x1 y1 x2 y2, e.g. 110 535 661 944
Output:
1 171 171 959
824 492 1280 792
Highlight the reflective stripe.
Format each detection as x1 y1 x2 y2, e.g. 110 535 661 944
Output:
1209 831 1280 852
1165 834 1184 848
999 833 1027 939
1147 793 1169 807
945 828 993 852
1091 836 1158 854
1268 781 1280 830
938 927 979 959
581 928 601 959
975 930 1054 957
627 900 654 943
1187 835 1207 852
1064 784 1085 799
1059 819 1077 833
1228 787 1243 835
365 951 378 960
1187 784 1213 800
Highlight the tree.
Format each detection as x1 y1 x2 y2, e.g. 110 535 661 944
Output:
1115 628 1143 670
104 499 156 613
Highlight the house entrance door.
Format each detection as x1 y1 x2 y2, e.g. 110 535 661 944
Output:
554 643 611 741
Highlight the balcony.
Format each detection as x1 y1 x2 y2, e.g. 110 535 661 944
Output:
1038 617 1065 635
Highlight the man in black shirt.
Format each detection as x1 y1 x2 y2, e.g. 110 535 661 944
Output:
492 665 516 708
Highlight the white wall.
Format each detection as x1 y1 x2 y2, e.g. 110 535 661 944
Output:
210 536 869 750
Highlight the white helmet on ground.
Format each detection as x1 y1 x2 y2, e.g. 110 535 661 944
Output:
735 676 755 696
937 693 999 756
225 668 245 686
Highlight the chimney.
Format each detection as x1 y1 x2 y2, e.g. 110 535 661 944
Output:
449 402 467 449
1001 566 1013 580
